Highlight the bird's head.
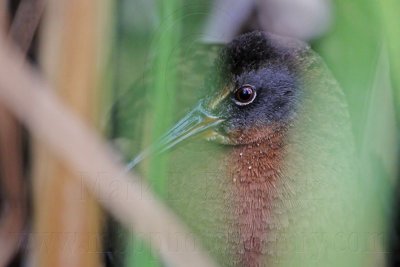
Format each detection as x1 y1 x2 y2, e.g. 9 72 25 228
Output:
128 31 312 169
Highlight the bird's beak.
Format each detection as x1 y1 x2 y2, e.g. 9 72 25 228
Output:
125 101 224 171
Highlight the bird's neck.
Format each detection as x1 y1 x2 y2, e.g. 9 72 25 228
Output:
227 124 289 267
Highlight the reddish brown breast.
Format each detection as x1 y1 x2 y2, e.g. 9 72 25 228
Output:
226 124 288 267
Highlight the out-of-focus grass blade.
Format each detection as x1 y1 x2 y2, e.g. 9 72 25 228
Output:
379 0 400 119
126 0 182 266
358 48 398 266
304 0 398 266
314 0 382 148
147 0 182 195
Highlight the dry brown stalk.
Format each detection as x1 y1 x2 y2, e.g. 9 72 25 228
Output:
33 0 103 266
0 106 26 267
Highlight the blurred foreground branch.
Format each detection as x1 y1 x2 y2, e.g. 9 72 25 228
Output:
0 33 218 267
10 0 45 54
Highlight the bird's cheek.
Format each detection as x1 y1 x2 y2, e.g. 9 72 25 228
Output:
199 122 232 145
220 123 288 145
214 123 254 145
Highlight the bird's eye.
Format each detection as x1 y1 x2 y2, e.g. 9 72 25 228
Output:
233 85 257 106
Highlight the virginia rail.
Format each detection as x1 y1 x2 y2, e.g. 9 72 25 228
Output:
123 31 358 267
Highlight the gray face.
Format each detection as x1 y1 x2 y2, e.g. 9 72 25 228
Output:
208 63 300 137
202 31 307 144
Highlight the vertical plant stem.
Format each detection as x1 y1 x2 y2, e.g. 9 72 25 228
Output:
127 0 182 266
149 0 181 196
0 106 26 267
0 0 45 263
33 1 110 266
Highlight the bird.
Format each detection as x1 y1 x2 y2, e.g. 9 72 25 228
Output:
115 31 360 267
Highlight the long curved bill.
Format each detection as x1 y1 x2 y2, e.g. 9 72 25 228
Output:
125 101 224 172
